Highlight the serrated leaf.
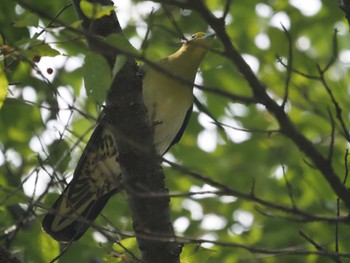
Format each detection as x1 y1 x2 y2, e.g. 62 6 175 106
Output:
83 52 111 105
0 67 8 109
80 0 115 20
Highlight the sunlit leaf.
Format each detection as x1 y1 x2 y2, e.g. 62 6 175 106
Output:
0 67 8 109
13 222 60 262
39 228 60 262
112 237 140 261
181 244 217 263
80 0 115 20
71 19 83 29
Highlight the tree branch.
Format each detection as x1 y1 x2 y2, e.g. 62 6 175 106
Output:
163 159 348 224
182 0 350 209
68 0 181 262
339 0 350 28
0 247 22 263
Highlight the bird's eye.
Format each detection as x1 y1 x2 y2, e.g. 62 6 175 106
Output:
191 34 196 39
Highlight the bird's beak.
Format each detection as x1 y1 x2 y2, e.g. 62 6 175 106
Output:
203 32 216 39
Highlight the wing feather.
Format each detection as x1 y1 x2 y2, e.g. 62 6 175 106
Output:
42 124 121 242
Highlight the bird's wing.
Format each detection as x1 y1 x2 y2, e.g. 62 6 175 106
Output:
164 106 193 154
42 124 121 242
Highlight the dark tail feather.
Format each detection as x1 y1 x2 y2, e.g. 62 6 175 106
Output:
42 189 118 242
42 124 122 242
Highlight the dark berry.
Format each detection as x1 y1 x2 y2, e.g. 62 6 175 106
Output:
33 55 41 63
47 68 53 74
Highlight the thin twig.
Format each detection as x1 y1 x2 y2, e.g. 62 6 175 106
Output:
299 230 325 252
185 0 350 208
322 29 339 73
336 149 350 254
162 5 185 40
48 239 74 263
327 108 336 162
36 3 73 38
281 24 293 109
275 57 320 80
163 158 348 224
217 121 280 134
222 0 232 21
318 66 350 142
282 164 296 208
140 7 155 52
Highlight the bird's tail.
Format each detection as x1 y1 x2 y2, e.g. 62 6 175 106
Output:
42 182 119 242
42 124 121 242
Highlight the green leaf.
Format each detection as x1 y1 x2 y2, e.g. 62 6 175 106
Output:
14 221 60 263
31 42 61 57
71 19 83 29
13 12 39 27
0 67 8 109
181 244 217 263
80 0 115 20
17 38 60 58
47 139 70 174
105 34 139 77
82 52 112 105
105 33 139 56
112 55 128 78
112 237 140 261
0 185 27 206
39 230 60 262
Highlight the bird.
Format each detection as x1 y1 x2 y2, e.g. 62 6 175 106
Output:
42 32 214 242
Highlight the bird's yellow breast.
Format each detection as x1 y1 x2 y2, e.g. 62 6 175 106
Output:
142 66 193 154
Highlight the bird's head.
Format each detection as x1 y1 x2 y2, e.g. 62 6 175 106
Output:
181 32 215 57
185 32 215 45
155 32 215 79
166 31 214 67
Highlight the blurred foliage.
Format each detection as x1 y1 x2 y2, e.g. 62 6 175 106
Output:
1 0 350 262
